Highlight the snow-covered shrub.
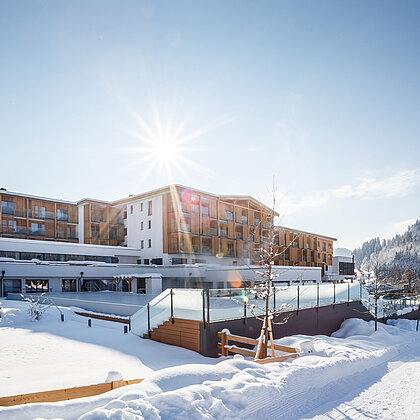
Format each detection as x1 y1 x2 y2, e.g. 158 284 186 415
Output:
299 340 315 354
21 293 50 321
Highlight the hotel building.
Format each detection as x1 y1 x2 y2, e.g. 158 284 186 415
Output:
1 185 335 270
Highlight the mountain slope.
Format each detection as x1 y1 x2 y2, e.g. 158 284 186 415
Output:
353 220 420 274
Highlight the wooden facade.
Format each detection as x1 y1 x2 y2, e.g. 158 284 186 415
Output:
79 200 125 247
0 192 78 243
1 186 336 273
158 186 335 271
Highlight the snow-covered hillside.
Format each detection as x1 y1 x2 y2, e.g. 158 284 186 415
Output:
1 300 419 420
353 219 420 274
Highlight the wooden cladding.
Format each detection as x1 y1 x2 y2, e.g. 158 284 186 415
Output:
82 202 125 246
163 186 335 266
0 193 78 242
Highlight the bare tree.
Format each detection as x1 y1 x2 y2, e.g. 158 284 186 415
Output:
246 182 299 360
402 267 418 294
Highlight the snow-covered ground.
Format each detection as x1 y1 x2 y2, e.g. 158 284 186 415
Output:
1 299 419 420
0 299 217 397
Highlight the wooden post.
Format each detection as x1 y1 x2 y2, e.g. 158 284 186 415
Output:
268 317 275 357
220 331 228 356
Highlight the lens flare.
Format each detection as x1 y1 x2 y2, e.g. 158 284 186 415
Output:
227 271 242 288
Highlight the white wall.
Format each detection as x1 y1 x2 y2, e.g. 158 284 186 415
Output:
126 194 163 262
77 204 85 243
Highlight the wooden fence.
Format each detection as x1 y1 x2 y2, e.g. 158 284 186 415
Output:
74 311 130 324
217 331 299 364
0 378 143 407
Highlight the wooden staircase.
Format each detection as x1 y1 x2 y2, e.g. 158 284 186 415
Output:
144 318 201 353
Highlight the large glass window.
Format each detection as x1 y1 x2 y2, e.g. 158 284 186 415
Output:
1 200 14 215
62 279 76 292
339 262 355 275
30 222 45 236
137 278 146 294
57 208 69 221
226 210 233 221
25 279 49 293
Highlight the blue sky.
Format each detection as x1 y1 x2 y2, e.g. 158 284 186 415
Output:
1 0 419 249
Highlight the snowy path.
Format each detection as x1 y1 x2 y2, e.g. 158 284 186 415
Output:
302 344 420 420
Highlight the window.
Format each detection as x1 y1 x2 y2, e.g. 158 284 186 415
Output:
144 259 149 265
148 220 151 229
201 206 209 216
91 225 99 239
172 258 187 265
25 279 49 293
62 279 76 292
148 239 152 248
140 202 143 212
148 200 152 216
328 243 332 249
57 208 69 222
151 258 163 265
130 205 133 214
322 242 326 251
339 262 355 275
322 254 326 263
141 240 144 249
141 221 143 230
137 277 146 293
227 243 234 257
226 210 233 221
1 201 14 215
30 222 45 236
109 227 117 240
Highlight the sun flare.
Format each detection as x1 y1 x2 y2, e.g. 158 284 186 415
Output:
117 101 235 184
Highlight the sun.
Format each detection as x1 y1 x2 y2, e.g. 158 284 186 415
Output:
150 137 183 164
116 100 235 183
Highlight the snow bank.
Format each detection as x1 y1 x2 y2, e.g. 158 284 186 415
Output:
0 299 217 400
2 316 419 420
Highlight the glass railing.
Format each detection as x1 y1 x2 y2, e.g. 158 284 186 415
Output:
131 289 174 337
29 229 46 237
29 210 55 220
1 208 27 218
362 295 419 319
1 226 27 235
131 283 367 337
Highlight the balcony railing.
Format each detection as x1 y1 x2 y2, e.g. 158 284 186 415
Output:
28 210 55 220
202 246 212 255
1 208 27 218
1 226 27 235
180 223 191 233
1 206 15 216
29 229 46 237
